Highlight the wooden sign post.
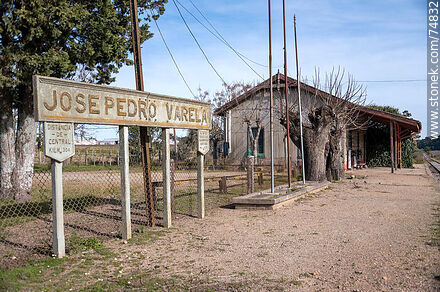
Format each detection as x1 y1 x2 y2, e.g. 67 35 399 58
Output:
197 130 209 219
44 122 75 258
33 75 212 255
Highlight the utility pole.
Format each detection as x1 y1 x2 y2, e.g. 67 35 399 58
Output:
129 0 155 226
282 0 292 188
268 0 275 193
294 15 306 185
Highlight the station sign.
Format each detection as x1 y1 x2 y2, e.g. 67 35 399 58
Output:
197 129 210 155
44 122 75 162
33 75 212 130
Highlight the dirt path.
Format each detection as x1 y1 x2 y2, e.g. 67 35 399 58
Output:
3 164 439 291
113 164 439 291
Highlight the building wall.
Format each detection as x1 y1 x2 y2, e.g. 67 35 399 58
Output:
345 129 367 169
225 88 301 167
223 85 374 173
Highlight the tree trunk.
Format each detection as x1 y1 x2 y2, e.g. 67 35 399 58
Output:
0 97 16 199
13 85 36 202
281 106 333 182
247 124 261 164
303 128 329 181
327 128 344 181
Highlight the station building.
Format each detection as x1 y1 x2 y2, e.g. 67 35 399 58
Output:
214 73 421 171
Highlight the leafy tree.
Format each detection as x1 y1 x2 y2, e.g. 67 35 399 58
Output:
417 136 440 150
368 105 401 116
0 0 167 201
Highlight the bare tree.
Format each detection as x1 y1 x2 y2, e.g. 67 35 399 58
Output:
212 82 253 108
200 82 253 165
281 68 366 181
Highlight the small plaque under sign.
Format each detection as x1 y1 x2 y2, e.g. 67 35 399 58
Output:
44 122 75 162
197 130 209 155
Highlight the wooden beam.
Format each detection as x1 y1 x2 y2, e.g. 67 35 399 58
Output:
394 122 398 170
399 137 402 168
390 121 394 173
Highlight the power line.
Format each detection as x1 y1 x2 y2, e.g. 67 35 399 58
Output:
187 0 288 70
148 10 197 98
176 0 264 79
172 0 227 85
189 0 268 68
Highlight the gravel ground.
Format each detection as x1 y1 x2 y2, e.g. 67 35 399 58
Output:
113 164 439 291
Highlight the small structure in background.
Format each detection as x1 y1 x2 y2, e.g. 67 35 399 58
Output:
99 138 119 145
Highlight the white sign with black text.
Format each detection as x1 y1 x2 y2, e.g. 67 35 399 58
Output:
44 122 75 162
197 129 210 155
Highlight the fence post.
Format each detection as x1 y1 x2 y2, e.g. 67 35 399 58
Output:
197 153 205 219
85 150 88 165
119 126 131 239
258 172 264 185
247 156 255 194
170 159 175 218
219 176 227 193
51 160 65 258
162 128 172 228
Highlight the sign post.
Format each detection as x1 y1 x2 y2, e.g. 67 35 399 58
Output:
119 126 131 239
44 122 75 258
33 75 212 247
162 128 172 227
197 130 209 219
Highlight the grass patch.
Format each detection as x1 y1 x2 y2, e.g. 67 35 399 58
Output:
67 233 105 254
0 257 68 291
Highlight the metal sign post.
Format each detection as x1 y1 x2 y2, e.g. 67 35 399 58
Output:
268 0 275 193
129 0 155 227
197 130 209 219
44 122 75 258
294 15 306 184
282 0 292 188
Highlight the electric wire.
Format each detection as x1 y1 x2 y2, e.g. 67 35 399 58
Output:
187 0 268 69
175 0 264 79
172 0 227 85
147 10 197 98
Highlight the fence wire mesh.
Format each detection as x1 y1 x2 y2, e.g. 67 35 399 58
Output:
0 128 293 269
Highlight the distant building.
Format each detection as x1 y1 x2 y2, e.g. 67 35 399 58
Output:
75 138 99 145
99 138 119 145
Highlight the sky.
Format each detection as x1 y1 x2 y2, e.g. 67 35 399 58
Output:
91 0 427 140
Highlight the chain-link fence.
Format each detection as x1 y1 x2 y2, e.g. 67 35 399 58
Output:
0 128 294 269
